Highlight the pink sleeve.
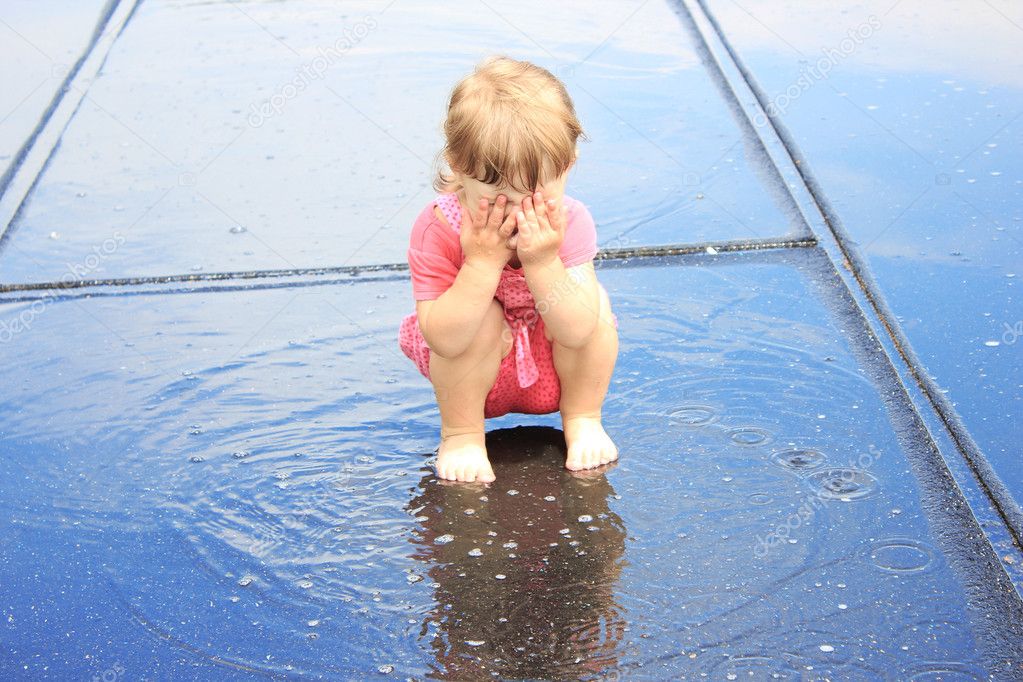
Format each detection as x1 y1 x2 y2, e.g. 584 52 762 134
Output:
558 197 598 268
408 205 463 301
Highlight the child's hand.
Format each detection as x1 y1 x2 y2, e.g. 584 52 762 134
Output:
512 191 565 267
461 195 516 271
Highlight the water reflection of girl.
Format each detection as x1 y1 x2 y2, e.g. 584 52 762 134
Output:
406 426 627 680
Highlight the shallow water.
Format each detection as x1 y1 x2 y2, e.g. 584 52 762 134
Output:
2 250 1020 678
702 0 1023 515
0 0 805 285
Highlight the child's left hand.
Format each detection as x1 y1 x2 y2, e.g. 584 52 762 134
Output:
511 190 566 267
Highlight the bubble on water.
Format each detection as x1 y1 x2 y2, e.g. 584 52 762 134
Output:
468 548 482 557
297 579 313 589
507 489 519 496
771 448 827 473
465 640 486 647
48 231 60 240
819 644 835 652
406 573 423 583
494 574 506 580
805 468 879 500
463 508 475 515
237 576 254 587
544 495 556 502
587 526 599 532
559 528 571 535
307 619 320 627
189 455 205 463
502 541 518 549
232 450 250 459
229 225 247 234
577 514 593 523
435 534 454 545
668 405 717 426
76 191 87 198
377 664 394 674
984 340 1000 347
748 492 773 505
728 427 771 446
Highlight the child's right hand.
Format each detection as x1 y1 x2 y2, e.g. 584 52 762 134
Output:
461 195 516 271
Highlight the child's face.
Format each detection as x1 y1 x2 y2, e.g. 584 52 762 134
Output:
457 165 572 219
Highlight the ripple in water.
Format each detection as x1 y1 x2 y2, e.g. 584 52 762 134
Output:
727 427 772 446
771 448 826 473
905 661 987 681
863 537 936 574
668 404 718 426
805 468 879 501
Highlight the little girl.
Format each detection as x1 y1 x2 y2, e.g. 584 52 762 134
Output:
398 56 619 483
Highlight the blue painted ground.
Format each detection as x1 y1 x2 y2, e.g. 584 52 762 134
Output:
1 1 1021 679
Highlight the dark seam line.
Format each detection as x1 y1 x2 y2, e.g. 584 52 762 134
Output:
692 0 1023 551
0 236 816 294
0 0 124 229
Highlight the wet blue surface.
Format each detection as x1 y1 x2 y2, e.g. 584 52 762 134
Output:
0 0 805 285
702 0 1023 511
2 252 1022 678
0 0 109 182
2 1 1023 679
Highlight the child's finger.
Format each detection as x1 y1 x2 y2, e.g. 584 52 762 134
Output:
533 191 547 225
522 196 537 225
474 197 489 228
498 210 517 237
487 195 507 231
516 210 531 239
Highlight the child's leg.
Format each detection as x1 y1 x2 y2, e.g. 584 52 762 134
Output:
550 286 619 470
428 298 513 482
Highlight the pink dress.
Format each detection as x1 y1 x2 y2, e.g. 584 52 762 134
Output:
398 192 616 419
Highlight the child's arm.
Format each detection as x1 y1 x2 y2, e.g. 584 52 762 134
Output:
417 196 517 358
515 192 601 348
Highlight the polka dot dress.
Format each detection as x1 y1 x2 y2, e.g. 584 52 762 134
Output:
399 194 563 418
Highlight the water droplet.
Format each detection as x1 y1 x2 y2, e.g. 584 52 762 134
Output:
468 548 482 557
819 644 835 653
465 640 485 647
377 664 394 674
771 448 826 472
984 340 1000 347
406 573 423 583
189 455 204 463
232 450 250 459
435 534 454 545
544 495 556 502
502 541 517 549
669 405 717 426
728 427 771 446
48 231 60 240
507 489 519 496
229 225 247 234
463 508 475 515
494 574 506 580
559 528 571 535
577 514 593 523
237 576 254 587
806 468 879 500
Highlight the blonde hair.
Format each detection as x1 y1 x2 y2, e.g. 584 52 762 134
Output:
433 55 586 195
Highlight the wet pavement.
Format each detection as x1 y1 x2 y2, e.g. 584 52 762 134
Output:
1 0 1022 680
701 0 1023 518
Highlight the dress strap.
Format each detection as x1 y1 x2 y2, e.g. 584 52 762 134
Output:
436 193 462 233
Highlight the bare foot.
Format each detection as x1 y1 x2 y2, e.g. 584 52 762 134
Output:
562 415 618 471
435 431 496 482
